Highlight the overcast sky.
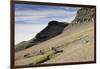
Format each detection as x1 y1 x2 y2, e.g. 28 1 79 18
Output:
15 4 81 24
15 4 81 44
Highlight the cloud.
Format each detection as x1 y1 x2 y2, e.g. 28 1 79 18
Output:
15 4 81 44
15 4 80 24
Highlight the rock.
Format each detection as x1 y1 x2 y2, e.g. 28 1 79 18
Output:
34 21 69 42
72 7 95 24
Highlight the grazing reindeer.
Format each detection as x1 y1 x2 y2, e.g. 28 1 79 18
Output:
51 47 57 52
24 53 31 58
39 50 44 55
51 47 63 54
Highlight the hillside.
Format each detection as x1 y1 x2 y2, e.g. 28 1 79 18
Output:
15 7 95 66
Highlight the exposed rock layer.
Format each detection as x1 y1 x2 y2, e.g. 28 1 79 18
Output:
72 7 95 24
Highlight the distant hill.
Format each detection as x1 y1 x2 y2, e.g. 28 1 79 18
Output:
34 21 68 42
15 21 69 52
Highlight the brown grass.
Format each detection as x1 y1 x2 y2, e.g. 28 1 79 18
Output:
15 21 95 66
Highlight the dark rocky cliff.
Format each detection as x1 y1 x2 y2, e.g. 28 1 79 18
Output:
34 21 68 42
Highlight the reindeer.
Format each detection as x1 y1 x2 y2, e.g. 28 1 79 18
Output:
39 50 44 55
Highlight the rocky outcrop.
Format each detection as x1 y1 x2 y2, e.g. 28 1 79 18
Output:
34 21 68 42
72 7 95 24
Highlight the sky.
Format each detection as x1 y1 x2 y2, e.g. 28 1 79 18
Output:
15 4 81 44
15 4 81 24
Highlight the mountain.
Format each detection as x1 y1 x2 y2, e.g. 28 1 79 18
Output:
15 21 69 52
34 21 68 42
15 7 95 66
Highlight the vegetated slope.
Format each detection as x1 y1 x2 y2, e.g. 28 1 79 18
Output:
15 7 95 66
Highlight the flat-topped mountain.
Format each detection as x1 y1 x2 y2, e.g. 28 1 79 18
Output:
15 21 68 52
34 21 68 42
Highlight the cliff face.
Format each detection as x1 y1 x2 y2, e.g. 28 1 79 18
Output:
34 21 68 42
72 7 95 24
